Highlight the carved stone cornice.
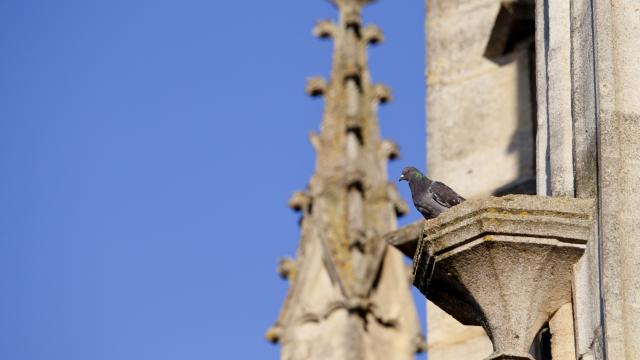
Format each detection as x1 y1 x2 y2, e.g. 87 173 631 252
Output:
408 195 595 360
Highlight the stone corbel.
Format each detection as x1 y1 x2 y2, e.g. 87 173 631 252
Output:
305 77 327 97
312 20 337 39
405 195 594 360
363 24 384 45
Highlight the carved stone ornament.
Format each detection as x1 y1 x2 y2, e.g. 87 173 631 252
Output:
411 195 594 360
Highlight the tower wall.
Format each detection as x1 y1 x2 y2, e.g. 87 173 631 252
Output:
424 1 537 359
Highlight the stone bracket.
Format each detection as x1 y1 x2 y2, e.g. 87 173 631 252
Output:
390 195 595 360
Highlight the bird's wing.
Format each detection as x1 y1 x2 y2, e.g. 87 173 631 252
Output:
429 181 465 208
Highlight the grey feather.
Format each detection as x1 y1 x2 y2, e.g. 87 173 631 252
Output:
399 166 465 220
429 181 465 208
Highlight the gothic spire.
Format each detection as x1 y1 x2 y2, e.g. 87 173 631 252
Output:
268 2 424 358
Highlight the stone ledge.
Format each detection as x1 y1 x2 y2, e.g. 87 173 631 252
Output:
420 195 592 248
383 220 423 258
409 195 595 360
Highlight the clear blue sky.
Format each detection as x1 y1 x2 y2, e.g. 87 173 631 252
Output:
0 1 426 359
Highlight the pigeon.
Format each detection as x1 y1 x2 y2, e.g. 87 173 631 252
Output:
398 166 465 220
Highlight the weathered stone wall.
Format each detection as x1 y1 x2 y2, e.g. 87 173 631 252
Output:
536 0 640 359
592 1 640 358
426 0 536 200
425 1 536 358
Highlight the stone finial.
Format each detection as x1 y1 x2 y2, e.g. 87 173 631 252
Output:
380 139 400 160
372 84 393 104
363 25 384 45
288 191 311 212
305 77 327 97
410 195 595 360
313 20 337 39
277 257 297 281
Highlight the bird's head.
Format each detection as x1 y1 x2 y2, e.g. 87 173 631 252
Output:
399 166 422 182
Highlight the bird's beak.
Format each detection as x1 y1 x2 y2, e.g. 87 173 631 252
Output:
399 174 405 182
